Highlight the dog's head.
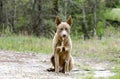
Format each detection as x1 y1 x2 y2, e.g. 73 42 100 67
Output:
55 16 72 39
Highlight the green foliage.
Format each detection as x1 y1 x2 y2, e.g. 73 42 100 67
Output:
106 0 120 8
43 19 55 38
1 24 13 36
0 0 120 39
105 8 120 22
96 21 105 38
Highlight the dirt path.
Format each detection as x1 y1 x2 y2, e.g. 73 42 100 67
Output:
0 50 115 79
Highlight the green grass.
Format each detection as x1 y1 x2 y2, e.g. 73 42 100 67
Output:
112 66 120 74
82 74 120 79
75 73 120 79
72 36 120 63
0 34 120 63
0 35 52 53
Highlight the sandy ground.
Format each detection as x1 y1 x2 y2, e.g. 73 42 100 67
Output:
0 50 115 79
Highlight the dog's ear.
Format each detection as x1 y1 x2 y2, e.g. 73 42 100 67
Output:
55 16 61 26
67 16 72 26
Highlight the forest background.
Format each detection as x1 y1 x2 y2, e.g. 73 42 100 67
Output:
0 0 120 40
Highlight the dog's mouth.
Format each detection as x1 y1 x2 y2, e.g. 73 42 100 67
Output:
62 37 65 41
61 35 68 41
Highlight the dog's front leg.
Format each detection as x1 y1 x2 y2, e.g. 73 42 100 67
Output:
55 49 59 73
65 52 70 74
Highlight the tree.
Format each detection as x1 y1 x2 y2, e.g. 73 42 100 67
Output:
12 0 17 32
53 0 59 16
31 0 45 36
0 0 117 39
0 0 3 29
105 0 119 8
82 3 90 40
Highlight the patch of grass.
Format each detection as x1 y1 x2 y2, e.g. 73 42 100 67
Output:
0 34 120 64
72 36 120 64
0 35 52 54
76 73 120 79
108 66 120 79
76 74 119 79
108 74 120 79
82 75 94 79
112 66 120 73
75 74 94 79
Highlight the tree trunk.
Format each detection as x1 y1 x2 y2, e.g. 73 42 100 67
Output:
93 0 97 36
32 0 44 36
53 0 58 16
4 1 9 28
38 0 44 36
13 0 17 32
82 4 90 40
0 0 3 24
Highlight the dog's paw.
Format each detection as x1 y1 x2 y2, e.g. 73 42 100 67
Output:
56 46 62 52
56 46 66 53
56 47 60 52
65 72 70 75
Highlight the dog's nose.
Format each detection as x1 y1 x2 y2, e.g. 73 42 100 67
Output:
63 34 66 37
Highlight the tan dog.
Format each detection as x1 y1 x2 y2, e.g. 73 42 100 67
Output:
48 16 74 74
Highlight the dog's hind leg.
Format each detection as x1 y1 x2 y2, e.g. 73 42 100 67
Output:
51 55 55 67
47 55 55 72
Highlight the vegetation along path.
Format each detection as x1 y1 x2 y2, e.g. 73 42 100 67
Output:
0 50 118 79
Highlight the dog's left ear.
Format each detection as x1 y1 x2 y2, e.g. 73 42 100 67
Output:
67 16 72 26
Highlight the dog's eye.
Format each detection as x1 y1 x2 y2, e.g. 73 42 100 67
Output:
60 28 63 31
65 28 68 31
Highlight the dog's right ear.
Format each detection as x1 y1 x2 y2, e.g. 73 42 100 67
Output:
55 16 61 26
67 15 72 26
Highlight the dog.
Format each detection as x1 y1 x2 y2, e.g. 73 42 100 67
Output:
47 16 74 74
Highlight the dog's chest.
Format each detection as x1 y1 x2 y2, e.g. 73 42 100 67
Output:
56 40 68 55
56 40 66 47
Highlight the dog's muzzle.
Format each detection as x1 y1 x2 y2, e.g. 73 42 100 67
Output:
61 30 67 38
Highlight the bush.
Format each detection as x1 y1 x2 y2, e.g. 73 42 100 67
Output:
96 21 105 39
